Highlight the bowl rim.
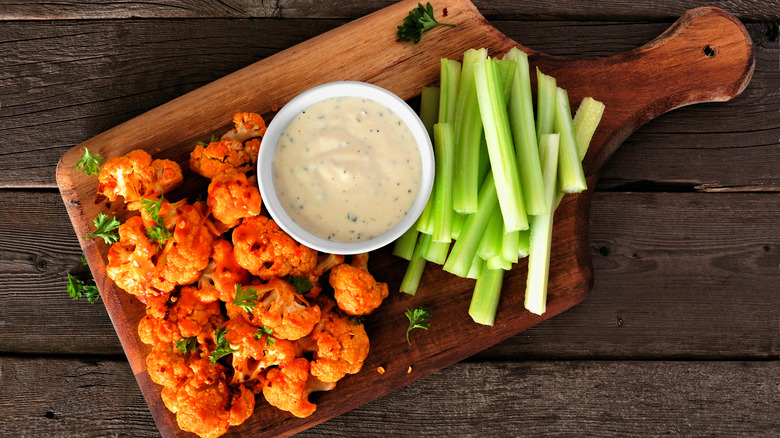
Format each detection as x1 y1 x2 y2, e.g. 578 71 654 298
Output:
257 81 435 255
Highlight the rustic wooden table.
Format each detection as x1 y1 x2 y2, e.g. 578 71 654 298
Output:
0 1 778 436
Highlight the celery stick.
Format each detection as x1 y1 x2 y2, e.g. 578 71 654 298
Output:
466 254 484 280
451 212 466 240
524 134 560 315
494 58 517 104
443 172 499 277
393 219 419 260
477 206 503 260
535 69 557 143
554 87 587 193
573 97 605 161
438 59 462 124
415 86 441 235
422 239 450 265
486 255 512 271
469 267 504 326
453 49 487 214
400 233 429 295
431 123 455 243
502 228 519 264
474 58 528 232
506 48 547 216
517 229 530 258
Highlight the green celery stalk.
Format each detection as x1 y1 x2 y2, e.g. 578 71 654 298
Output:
486 255 512 271
466 254 484 280
572 96 605 161
400 233 429 295
451 212 466 240
443 172 499 277
535 69 557 143
477 206 503 260
517 229 530 258
494 58 517 104
393 219 419 260
431 123 455 243
524 134 560 315
416 86 441 235
474 58 528 232
469 267 505 326
453 49 487 214
554 87 587 193
502 227 520 264
505 48 547 216
422 239 450 265
438 58 462 124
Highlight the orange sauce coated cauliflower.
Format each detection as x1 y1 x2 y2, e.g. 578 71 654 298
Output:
106 216 166 303
329 254 389 316
190 138 257 179
155 203 215 288
232 216 317 280
262 357 335 418
221 112 267 143
138 287 224 346
222 317 296 389
207 169 262 228
98 149 183 205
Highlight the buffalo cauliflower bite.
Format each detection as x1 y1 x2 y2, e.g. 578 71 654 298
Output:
106 216 167 303
221 112 267 143
207 169 262 228
153 203 215 289
138 197 188 230
98 149 183 206
190 138 257 179
262 357 336 418
195 239 251 303
299 298 369 383
329 253 389 316
227 278 321 341
138 286 224 347
146 343 190 388
222 318 296 389
304 253 345 299
232 215 317 280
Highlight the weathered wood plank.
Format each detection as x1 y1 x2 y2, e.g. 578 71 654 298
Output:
0 20 776 189
1 357 776 437
2 190 777 359
1 0 778 21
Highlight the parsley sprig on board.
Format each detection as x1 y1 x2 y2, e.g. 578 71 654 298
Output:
405 306 431 344
84 213 121 244
67 273 100 304
233 284 259 312
75 148 105 175
396 2 456 44
140 195 173 248
210 326 239 365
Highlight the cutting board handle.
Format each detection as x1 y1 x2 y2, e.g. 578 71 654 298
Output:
530 7 755 176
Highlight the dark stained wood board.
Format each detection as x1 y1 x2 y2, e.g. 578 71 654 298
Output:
54 0 755 436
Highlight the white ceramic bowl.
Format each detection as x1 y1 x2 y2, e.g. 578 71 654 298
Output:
257 81 435 255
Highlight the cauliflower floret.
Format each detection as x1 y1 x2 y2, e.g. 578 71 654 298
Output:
304 253 345 299
222 318 296 389
195 239 250 303
138 286 224 347
98 149 183 206
329 253 388 316
207 169 262 229
146 343 190 388
221 112 267 143
299 298 369 383
106 216 168 303
190 138 257 179
226 278 320 341
137 197 188 230
154 203 215 288
232 216 317 280
262 358 335 418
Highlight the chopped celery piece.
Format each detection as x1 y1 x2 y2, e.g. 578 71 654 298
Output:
474 58 528 232
477 206 503 260
535 69 557 143
422 239 450 265
524 134 560 315
466 254 484 280
494 58 517 104
393 219 419 260
502 228 519 264
438 59 462 125
573 96 605 161
554 87 587 193
469 267 504 326
506 48 547 216
431 123 455 243
443 172 498 277
416 86 441 235
400 233 429 295
453 49 487 214
451 212 466 240
486 255 512 271
517 229 530 258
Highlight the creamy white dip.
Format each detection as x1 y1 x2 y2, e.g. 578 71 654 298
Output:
272 96 422 242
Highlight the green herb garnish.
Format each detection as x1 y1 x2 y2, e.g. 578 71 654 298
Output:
405 306 431 344
255 326 276 346
233 284 258 312
175 336 198 353
210 326 238 365
396 2 456 44
196 134 220 147
67 273 100 304
84 213 121 244
288 276 313 294
76 147 105 175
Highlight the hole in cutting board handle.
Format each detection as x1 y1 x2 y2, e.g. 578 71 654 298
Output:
703 45 716 57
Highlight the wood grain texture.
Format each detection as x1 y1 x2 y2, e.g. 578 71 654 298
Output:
2 0 778 21
2 191 777 360
1 19 774 188
2 357 776 437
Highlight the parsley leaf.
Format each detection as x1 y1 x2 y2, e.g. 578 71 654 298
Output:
196 134 220 147
233 284 258 312
347 315 365 326
67 273 100 304
140 196 164 220
405 306 431 344
210 326 238 365
76 147 105 175
175 336 198 353
84 213 121 244
255 326 276 346
288 276 313 294
140 194 173 249
396 2 456 44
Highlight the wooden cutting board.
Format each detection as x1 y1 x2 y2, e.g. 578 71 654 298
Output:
55 0 754 436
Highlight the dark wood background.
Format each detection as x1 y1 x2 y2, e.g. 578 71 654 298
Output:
0 0 778 436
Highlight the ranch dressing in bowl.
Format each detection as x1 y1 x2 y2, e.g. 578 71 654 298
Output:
258 81 434 255
272 96 421 242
